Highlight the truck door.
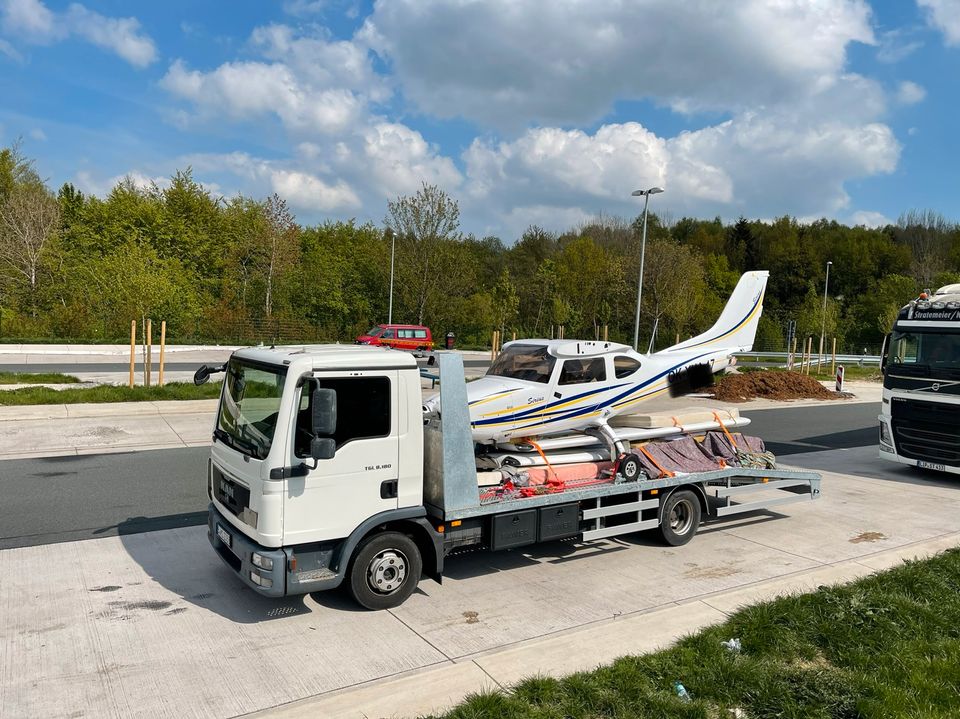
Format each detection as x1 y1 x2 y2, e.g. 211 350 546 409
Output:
283 370 400 543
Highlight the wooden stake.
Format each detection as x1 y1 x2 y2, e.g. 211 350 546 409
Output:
146 318 152 388
511 331 516 342
817 335 825 374
790 336 798 370
806 337 813 375
159 321 167 387
603 325 608 342
129 320 136 388
831 337 837 376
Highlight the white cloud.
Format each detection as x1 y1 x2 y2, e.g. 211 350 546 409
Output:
283 0 326 17
1 0 54 38
361 122 462 200
918 0 960 45
28 127 45 141
850 210 893 228
162 59 363 135
0 0 156 66
896 80 926 105
361 0 875 128
270 169 361 212
465 114 900 230
0 37 21 61
876 29 923 63
65 5 156 67
74 169 170 197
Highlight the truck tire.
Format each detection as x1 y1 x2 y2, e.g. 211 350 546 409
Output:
347 531 422 610
658 490 701 547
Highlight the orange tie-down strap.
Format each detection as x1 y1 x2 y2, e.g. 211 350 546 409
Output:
638 444 675 478
524 438 562 487
712 411 738 449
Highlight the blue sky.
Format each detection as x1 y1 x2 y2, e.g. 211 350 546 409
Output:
0 0 957 238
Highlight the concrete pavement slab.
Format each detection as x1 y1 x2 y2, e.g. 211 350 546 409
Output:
2 463 960 719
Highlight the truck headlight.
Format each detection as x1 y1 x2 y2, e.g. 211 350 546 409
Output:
252 553 274 570
250 571 273 588
879 422 892 446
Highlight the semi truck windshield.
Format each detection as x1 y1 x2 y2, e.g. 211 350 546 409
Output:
217 360 287 459
887 330 960 373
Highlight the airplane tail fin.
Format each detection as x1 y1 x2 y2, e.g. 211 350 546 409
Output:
659 270 769 355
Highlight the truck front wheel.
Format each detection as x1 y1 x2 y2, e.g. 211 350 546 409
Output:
348 532 422 610
658 490 701 547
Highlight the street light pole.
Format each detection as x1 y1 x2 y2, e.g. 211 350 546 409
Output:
631 187 664 351
819 260 832 371
387 228 395 325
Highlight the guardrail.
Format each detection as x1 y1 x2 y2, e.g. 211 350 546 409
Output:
734 351 881 366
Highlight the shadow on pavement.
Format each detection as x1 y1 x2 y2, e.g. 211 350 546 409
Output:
114 516 314 624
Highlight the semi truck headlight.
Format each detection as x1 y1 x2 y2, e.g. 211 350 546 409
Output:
879 422 892 446
252 553 274 570
250 571 273 588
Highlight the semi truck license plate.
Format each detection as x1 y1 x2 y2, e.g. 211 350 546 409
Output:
917 460 946 472
216 524 232 547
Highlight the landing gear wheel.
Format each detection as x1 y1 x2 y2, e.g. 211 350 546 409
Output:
658 490 701 547
348 532 422 610
619 453 643 482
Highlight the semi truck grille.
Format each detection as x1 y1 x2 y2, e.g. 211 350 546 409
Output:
891 398 960 464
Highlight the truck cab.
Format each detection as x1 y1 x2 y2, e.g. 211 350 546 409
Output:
206 345 438 608
879 285 960 473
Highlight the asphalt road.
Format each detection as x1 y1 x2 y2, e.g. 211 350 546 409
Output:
0 402 881 550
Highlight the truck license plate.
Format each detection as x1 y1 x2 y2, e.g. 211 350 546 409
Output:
917 460 946 472
216 524 232 547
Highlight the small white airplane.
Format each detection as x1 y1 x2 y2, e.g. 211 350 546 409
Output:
424 270 769 445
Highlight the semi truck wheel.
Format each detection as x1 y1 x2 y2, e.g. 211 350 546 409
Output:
658 490 701 547
348 532 422 610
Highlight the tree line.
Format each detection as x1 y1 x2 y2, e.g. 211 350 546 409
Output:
1 143 958 351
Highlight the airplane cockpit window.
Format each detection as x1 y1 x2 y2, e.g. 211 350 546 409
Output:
487 344 557 383
614 355 642 378
559 357 607 385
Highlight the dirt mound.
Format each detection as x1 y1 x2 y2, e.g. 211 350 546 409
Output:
712 370 840 403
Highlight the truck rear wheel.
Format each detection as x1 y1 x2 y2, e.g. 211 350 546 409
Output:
658 490 701 547
348 532 422 610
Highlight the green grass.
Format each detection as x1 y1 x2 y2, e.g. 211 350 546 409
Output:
0 371 81 384
435 549 960 719
0 381 222 405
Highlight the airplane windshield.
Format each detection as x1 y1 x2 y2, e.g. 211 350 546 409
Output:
487 344 557 383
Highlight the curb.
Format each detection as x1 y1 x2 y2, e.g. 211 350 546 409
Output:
249 533 960 719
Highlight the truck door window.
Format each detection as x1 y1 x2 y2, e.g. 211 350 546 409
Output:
295 377 391 456
382 329 395 339
558 358 607 385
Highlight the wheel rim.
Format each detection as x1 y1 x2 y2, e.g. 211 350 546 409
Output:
622 458 638 477
367 549 408 595
670 499 694 535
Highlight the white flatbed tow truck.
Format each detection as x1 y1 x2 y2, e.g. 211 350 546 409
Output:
199 347 821 609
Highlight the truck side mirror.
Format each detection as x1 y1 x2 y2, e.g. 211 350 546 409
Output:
880 333 890 372
310 437 336 461
312 387 337 436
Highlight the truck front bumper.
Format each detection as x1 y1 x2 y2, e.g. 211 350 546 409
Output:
208 503 286 597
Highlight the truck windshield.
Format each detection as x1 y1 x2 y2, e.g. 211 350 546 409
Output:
887 330 960 375
216 360 287 460
487 344 557 383
367 326 385 337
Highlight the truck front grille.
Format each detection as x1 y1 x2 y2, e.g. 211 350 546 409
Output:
891 398 960 464
212 465 251 519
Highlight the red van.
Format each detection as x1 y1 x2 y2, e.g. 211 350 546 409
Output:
356 324 434 352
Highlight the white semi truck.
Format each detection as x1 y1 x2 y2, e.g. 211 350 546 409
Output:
879 284 960 474
198 347 821 609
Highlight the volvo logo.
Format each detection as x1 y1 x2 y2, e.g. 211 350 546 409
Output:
932 383 940 392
